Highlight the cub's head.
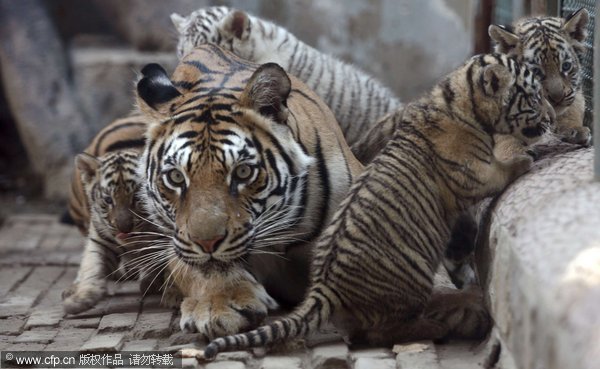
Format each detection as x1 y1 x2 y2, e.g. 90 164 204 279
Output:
76 151 143 243
135 61 313 270
469 53 554 144
171 6 253 59
488 8 588 114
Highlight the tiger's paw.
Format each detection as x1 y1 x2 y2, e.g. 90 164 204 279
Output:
559 126 591 146
62 281 107 315
179 281 277 340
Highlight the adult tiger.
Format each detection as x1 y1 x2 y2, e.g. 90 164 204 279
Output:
203 53 553 358
135 44 363 338
170 6 402 150
63 117 169 314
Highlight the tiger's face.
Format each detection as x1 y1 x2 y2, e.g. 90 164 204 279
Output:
488 9 589 116
76 151 143 245
470 54 554 144
171 6 252 60
136 62 313 270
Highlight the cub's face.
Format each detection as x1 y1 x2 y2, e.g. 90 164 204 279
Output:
504 62 555 144
488 9 589 115
171 6 252 60
475 54 553 144
137 62 312 270
77 151 144 245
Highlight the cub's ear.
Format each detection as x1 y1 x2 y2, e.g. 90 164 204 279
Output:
170 13 189 34
481 64 513 97
563 8 589 42
136 63 183 120
240 63 291 123
220 10 251 40
76 153 101 184
488 24 519 53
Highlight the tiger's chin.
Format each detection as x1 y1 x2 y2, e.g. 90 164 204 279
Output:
175 252 245 276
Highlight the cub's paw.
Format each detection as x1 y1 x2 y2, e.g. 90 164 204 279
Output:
509 154 533 180
62 281 107 314
179 281 277 340
559 126 591 146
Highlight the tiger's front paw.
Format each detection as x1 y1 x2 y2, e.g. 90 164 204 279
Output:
62 281 107 314
178 281 277 340
559 126 591 146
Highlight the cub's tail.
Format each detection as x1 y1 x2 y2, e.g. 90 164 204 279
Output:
204 285 336 359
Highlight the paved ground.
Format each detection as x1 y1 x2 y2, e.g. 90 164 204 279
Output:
0 213 496 369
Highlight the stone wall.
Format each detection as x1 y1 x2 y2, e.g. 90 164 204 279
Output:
476 145 600 369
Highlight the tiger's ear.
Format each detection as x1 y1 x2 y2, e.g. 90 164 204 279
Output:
170 13 189 34
481 64 513 97
76 153 100 184
488 25 519 52
563 8 588 42
220 10 251 40
239 63 291 123
136 63 183 121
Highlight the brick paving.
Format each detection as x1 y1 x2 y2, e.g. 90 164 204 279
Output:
0 214 495 368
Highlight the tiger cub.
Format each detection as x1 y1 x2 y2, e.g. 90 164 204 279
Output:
489 8 591 159
171 6 401 149
62 117 168 314
203 53 553 358
134 44 363 339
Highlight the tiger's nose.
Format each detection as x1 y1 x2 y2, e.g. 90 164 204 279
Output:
193 236 225 254
548 91 564 106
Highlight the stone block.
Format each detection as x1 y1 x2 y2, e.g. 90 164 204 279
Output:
350 348 394 361
98 312 138 332
80 332 125 352
121 339 158 351
394 342 440 369
259 357 303 369
354 358 395 369
478 147 600 369
14 330 57 344
310 342 349 368
0 318 25 335
207 360 247 369
0 267 31 297
133 311 174 339
25 306 64 328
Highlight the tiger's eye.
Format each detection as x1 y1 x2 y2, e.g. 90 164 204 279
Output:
167 169 186 186
103 196 113 205
234 164 253 180
561 61 572 72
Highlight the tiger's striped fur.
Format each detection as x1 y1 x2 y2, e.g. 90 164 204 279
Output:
62 117 169 314
171 6 402 150
135 44 363 339
203 53 553 357
489 8 591 159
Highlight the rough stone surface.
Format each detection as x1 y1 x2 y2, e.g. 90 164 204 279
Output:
98 312 138 332
80 332 126 352
206 360 247 369
477 145 600 369
394 342 440 369
311 342 350 368
259 356 303 369
354 358 396 369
